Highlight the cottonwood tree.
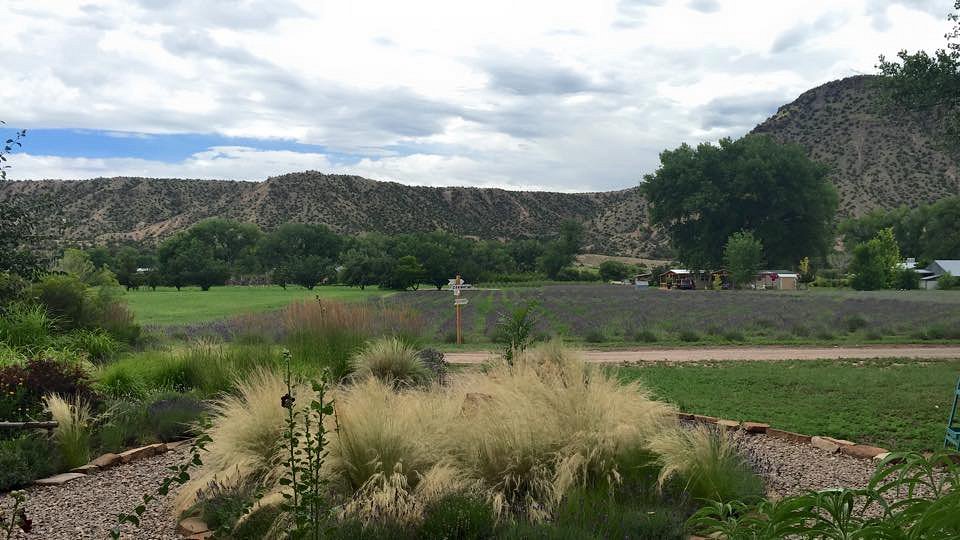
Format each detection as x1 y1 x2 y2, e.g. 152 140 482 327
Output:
877 1 960 152
642 135 838 269
850 228 901 290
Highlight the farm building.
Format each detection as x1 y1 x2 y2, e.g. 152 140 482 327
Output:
659 269 696 289
920 260 960 290
756 270 798 290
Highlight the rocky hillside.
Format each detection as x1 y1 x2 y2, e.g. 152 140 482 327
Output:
751 75 959 217
3 75 957 257
0 173 663 256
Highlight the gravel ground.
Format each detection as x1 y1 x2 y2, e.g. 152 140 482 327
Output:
737 433 879 499
1 446 190 540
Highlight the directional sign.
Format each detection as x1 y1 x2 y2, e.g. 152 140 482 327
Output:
454 298 469 306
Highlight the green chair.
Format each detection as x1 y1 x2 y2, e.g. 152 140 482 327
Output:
947 376 960 450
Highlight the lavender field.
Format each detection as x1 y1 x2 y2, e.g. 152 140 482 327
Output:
385 285 960 344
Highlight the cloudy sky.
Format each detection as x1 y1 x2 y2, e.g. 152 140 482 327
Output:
1 0 953 191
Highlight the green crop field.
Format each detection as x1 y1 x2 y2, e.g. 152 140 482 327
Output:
617 358 960 452
124 286 391 325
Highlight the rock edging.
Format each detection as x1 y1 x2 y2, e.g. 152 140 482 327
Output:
34 441 187 487
682 413 891 460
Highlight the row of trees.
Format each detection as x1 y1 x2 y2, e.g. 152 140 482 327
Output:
80 219 587 291
839 196 960 265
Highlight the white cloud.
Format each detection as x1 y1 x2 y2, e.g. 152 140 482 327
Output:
1 0 954 191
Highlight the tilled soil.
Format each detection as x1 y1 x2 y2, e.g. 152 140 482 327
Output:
1 446 190 540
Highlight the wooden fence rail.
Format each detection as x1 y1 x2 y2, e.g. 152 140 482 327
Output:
0 421 58 430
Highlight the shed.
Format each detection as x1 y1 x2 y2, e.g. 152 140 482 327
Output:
756 270 798 290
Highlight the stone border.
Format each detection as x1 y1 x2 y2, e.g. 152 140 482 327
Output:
680 413 891 461
33 439 193 487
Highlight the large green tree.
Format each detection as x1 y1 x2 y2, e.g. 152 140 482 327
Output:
641 135 838 269
538 220 584 279
850 228 901 291
877 1 960 152
157 219 259 290
258 223 341 288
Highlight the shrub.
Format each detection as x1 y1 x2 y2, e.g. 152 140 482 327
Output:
939 271 960 290
96 400 149 453
634 329 659 343
351 337 432 388
678 329 701 342
30 274 89 330
0 434 60 491
45 394 92 470
0 356 95 421
493 302 538 363
722 330 746 342
583 326 607 343
815 327 836 341
650 426 763 503
0 303 53 350
895 268 920 290
791 324 811 338
96 367 147 400
62 329 120 362
843 314 869 333
0 272 28 308
146 394 206 442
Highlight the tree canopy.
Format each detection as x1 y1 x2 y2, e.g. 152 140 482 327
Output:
723 231 764 288
641 135 838 269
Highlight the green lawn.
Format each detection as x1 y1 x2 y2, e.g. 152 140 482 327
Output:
616 358 960 452
124 286 391 325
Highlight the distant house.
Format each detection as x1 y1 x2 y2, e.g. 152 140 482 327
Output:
659 269 695 289
756 270 798 290
920 260 960 290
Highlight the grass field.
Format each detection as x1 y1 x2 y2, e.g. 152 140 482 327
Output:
617 358 960 452
125 286 390 325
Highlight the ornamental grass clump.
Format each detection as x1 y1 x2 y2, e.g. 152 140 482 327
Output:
44 394 92 470
181 343 746 535
350 338 432 388
650 425 762 504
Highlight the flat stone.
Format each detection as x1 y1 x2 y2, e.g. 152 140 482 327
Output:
692 414 718 424
822 437 856 447
178 517 210 536
840 444 889 460
119 443 167 464
873 452 891 461
811 436 840 454
89 453 121 468
70 464 100 474
35 473 86 486
766 428 812 444
742 422 769 433
717 419 740 431
677 412 695 421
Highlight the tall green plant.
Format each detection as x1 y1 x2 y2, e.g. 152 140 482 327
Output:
494 302 538 364
279 349 336 538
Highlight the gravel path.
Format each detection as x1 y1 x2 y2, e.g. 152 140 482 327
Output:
446 345 960 364
1 446 190 540
738 433 878 499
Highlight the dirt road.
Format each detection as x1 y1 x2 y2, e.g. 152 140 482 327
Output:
444 345 960 364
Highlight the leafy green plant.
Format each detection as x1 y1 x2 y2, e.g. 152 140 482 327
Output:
0 435 59 491
688 452 960 539
634 328 659 343
62 329 120 362
0 303 53 350
279 348 336 539
494 301 538 364
418 494 496 540
678 329 702 342
0 490 31 539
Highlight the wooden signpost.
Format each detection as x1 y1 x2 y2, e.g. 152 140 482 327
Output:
449 275 471 345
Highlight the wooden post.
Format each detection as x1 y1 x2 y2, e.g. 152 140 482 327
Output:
455 274 462 345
